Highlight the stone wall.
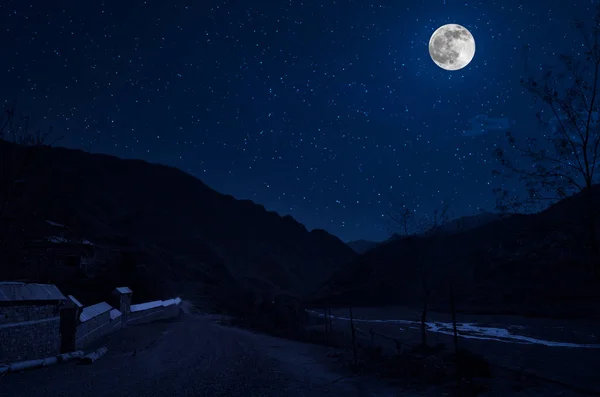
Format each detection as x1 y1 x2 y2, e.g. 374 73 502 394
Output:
75 310 114 349
0 286 182 362
0 303 61 363
75 310 108 349
109 313 123 332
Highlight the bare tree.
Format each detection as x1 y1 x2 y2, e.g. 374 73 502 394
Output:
0 103 61 146
0 103 62 262
387 203 449 347
493 10 600 267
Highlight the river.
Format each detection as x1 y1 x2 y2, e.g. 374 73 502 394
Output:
308 306 600 393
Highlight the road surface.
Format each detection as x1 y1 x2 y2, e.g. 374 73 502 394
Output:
0 308 400 397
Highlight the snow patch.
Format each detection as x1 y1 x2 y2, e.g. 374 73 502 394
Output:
47 236 68 244
45 220 66 228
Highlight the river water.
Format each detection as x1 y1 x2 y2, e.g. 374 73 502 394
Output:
307 306 600 392
307 309 600 349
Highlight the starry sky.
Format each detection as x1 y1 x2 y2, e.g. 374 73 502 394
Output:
0 0 595 242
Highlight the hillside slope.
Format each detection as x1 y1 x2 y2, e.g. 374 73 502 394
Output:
346 239 380 254
0 141 355 306
314 188 600 318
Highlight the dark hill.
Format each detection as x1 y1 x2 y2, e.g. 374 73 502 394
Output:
346 212 503 254
346 239 380 254
313 187 600 318
0 141 355 308
434 210 505 235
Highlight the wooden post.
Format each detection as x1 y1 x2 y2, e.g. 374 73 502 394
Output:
323 308 328 332
450 285 459 353
450 285 461 387
349 307 357 365
327 307 332 331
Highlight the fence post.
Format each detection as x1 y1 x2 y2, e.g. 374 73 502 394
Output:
349 307 357 365
450 285 459 354
450 284 461 388
395 339 403 355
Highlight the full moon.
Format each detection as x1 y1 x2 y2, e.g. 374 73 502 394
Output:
428 24 475 71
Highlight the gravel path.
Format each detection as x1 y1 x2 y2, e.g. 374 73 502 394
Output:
0 310 401 397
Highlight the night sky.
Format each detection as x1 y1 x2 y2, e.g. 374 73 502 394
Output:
0 0 595 242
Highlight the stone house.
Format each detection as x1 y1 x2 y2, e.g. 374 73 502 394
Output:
1 282 182 362
0 282 66 363
20 220 95 272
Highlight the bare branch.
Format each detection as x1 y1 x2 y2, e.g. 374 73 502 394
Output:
498 12 600 213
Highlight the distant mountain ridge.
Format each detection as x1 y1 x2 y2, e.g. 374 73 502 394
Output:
314 188 600 318
435 210 506 234
346 211 504 254
0 141 356 307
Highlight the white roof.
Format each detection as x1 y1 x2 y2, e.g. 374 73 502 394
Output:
129 297 181 312
79 302 113 322
0 282 66 302
46 220 67 228
162 299 177 307
109 308 122 320
47 236 69 244
129 300 163 312
68 295 83 308
115 287 133 294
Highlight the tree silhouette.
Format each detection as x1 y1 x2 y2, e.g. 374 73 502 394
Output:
0 103 62 269
387 202 449 347
493 9 600 269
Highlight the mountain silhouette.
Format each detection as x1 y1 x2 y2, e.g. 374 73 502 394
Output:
0 141 355 307
314 188 600 318
346 239 380 254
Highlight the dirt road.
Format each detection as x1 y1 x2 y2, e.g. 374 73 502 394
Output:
0 310 400 397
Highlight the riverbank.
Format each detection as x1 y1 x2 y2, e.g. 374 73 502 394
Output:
314 306 600 394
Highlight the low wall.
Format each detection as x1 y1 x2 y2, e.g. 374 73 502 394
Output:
72 297 180 348
75 305 124 349
127 298 182 325
0 304 61 363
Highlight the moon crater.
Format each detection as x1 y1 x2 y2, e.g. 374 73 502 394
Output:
429 24 475 71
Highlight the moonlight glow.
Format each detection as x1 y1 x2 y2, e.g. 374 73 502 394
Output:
428 24 476 71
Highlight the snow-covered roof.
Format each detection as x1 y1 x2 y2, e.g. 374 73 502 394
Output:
114 287 133 295
68 295 83 308
46 220 67 228
46 236 95 246
47 236 69 244
79 302 113 322
0 282 66 302
109 308 122 320
129 297 181 312
162 299 177 307
129 300 163 312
